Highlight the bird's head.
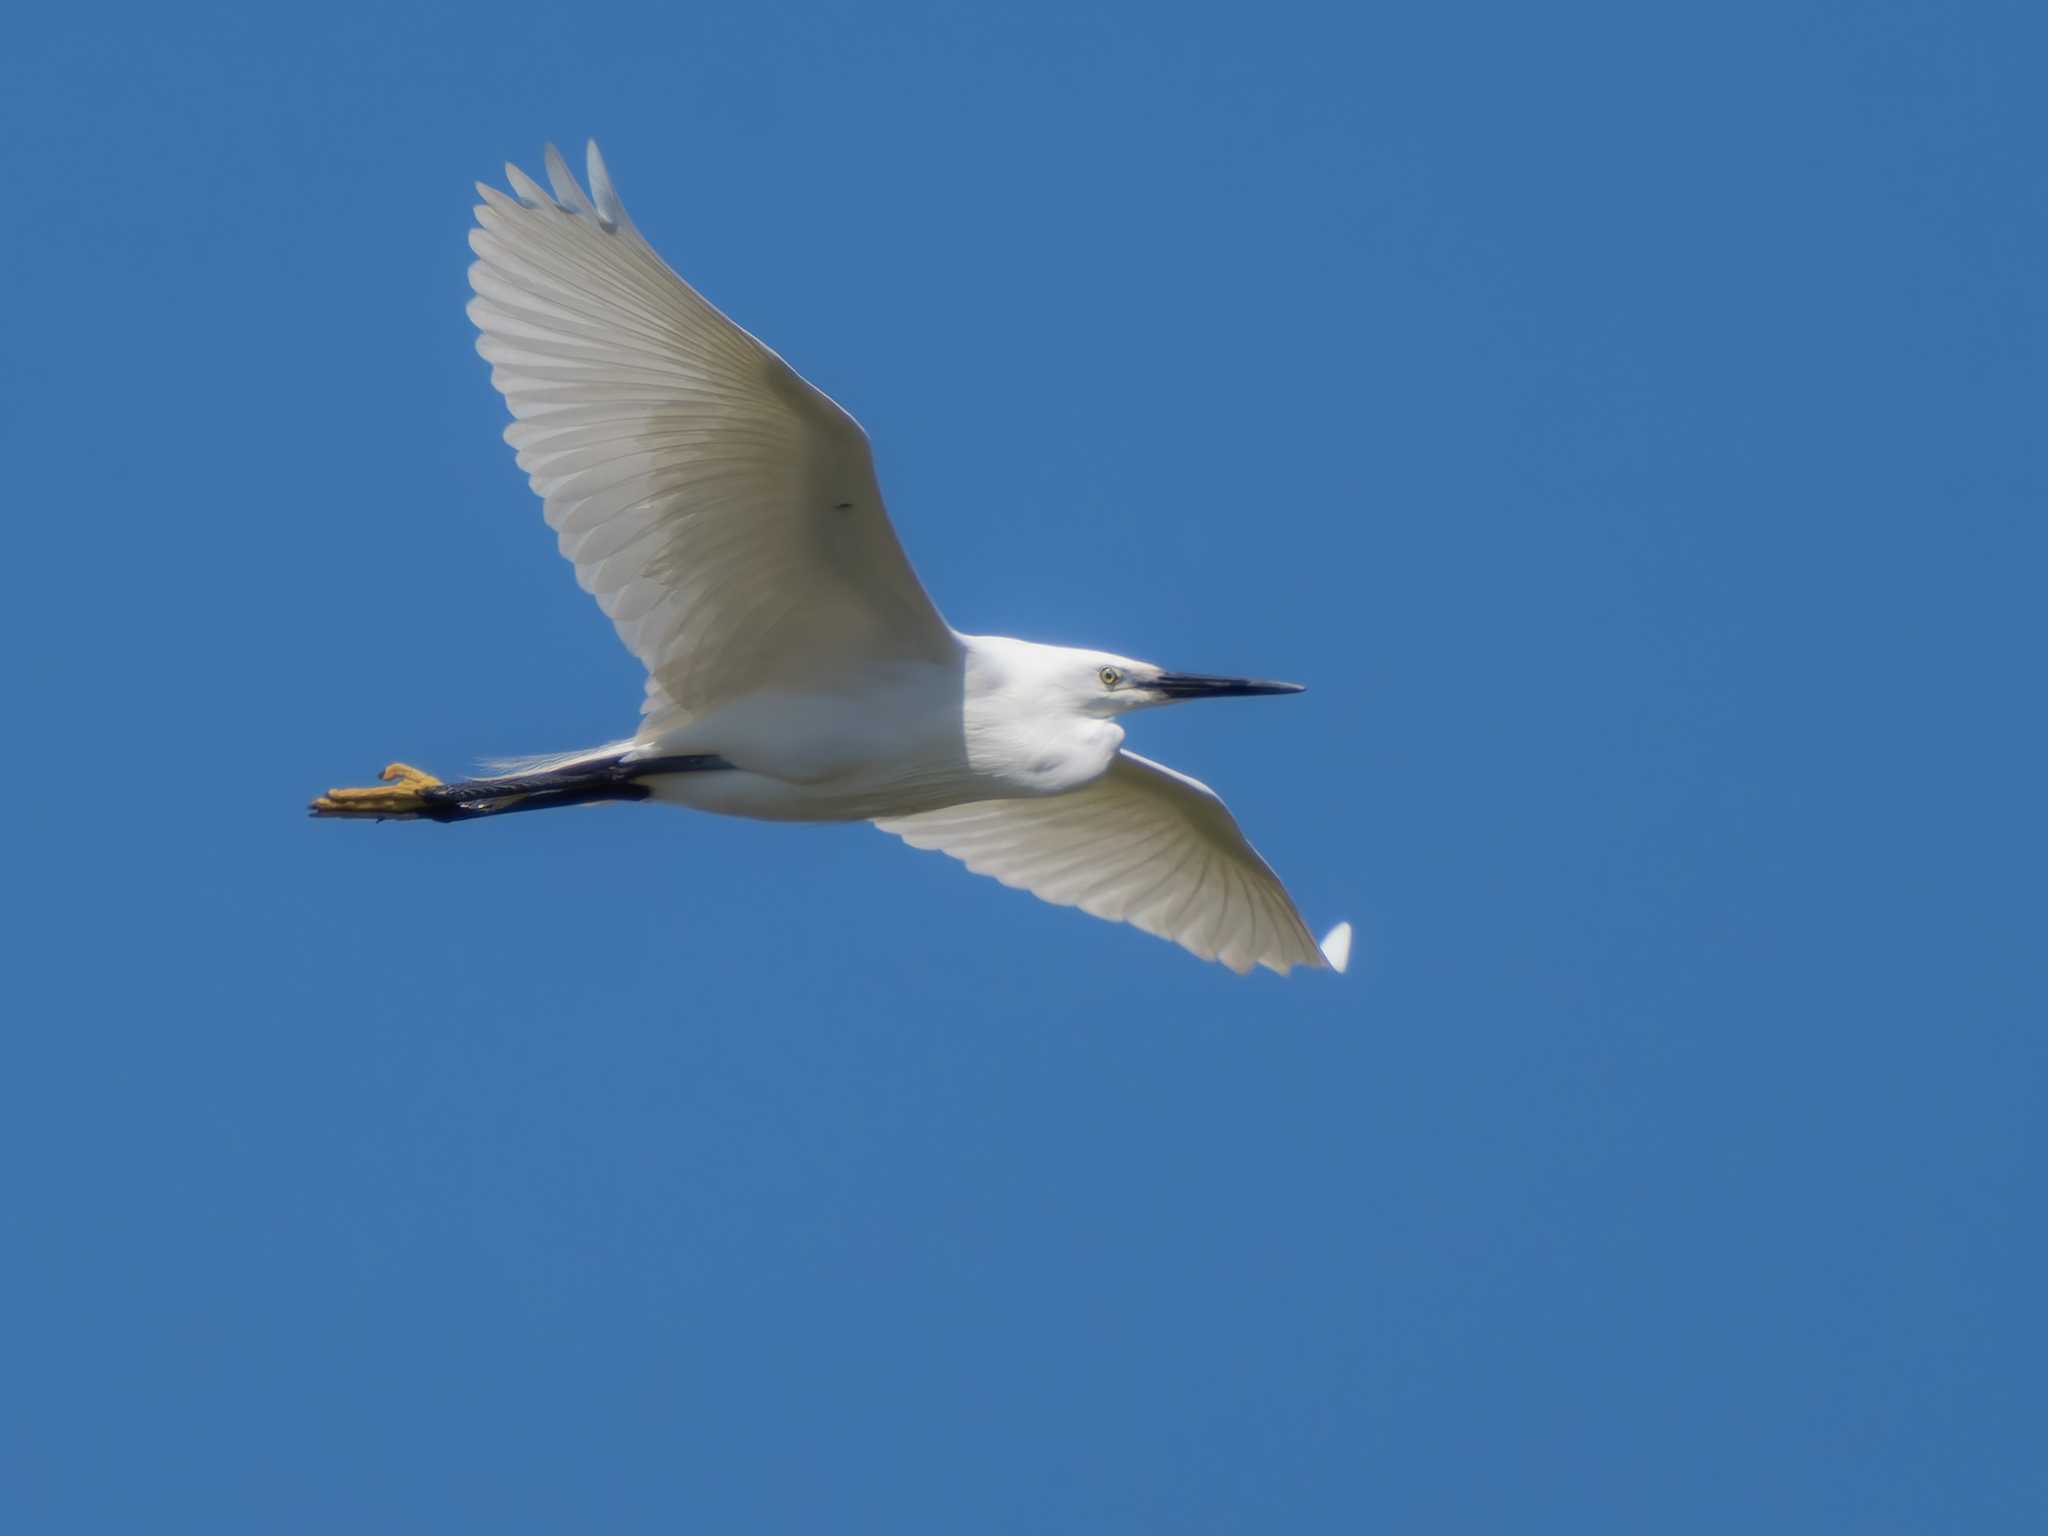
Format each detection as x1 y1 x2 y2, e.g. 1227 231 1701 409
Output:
1061 649 1307 719
960 636 1306 793
965 635 1305 725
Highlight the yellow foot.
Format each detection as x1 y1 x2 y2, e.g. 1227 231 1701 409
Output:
309 762 445 818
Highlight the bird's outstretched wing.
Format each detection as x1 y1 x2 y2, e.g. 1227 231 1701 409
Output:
467 143 956 729
875 751 1349 975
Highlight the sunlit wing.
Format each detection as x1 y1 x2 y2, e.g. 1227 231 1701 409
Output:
875 751 1349 976
467 142 957 729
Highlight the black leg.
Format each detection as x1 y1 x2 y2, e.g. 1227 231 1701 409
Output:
418 781 650 821
413 752 733 822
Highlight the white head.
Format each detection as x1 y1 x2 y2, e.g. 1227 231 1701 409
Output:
966 635 1305 716
1042 647 1308 718
961 635 1305 790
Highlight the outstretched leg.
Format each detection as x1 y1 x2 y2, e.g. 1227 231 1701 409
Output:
309 754 730 822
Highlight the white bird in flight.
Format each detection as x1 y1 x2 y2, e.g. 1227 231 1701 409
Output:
313 142 1351 977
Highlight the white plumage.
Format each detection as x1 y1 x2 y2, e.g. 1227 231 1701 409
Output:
321 142 1350 977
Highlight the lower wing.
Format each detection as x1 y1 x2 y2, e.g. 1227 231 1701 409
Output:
875 751 1350 976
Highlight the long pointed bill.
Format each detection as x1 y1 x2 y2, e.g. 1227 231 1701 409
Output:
1149 672 1306 699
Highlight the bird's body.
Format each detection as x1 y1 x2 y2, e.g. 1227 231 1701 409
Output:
313 143 1350 976
629 641 1105 822
631 633 1155 820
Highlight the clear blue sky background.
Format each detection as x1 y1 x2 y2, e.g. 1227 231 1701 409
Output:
4 1 2041 1530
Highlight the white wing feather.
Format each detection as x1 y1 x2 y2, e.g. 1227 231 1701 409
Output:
875 751 1339 976
467 143 955 729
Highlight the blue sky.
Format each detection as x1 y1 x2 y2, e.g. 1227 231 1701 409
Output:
4 1 2041 1530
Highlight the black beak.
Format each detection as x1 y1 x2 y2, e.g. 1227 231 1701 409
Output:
1150 672 1307 699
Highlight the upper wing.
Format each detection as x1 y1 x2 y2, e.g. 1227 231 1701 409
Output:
874 751 1349 976
467 142 956 729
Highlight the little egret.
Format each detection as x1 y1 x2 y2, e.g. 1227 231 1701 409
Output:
312 143 1351 977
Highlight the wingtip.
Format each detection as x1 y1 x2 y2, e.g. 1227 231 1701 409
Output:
543 141 595 215
503 160 551 209
585 139 625 230
1319 921 1353 974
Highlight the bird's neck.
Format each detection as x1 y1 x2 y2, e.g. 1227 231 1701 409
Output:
959 634 1123 795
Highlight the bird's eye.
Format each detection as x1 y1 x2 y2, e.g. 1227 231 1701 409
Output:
1099 666 1122 689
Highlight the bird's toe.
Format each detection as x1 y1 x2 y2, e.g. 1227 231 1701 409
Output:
309 762 444 818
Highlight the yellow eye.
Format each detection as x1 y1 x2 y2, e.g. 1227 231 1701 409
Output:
1099 666 1122 689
